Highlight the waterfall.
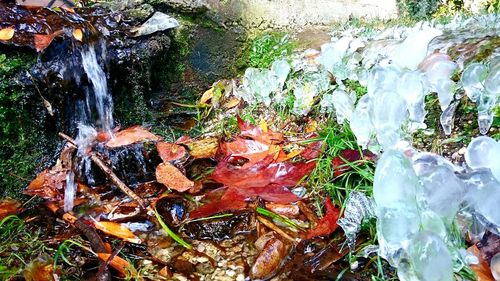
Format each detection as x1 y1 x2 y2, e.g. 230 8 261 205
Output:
80 44 114 137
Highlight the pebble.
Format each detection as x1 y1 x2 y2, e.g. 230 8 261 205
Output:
458 147 467 155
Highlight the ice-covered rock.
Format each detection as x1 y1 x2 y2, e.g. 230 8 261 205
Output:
271 59 291 91
131 12 179 37
350 95 374 149
331 89 355 125
292 82 318 116
391 27 443 70
398 71 427 128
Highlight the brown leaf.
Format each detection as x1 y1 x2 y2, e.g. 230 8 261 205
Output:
72 28 83 41
265 203 300 218
187 137 218 159
157 142 186 162
0 199 21 220
23 258 55 281
24 169 67 200
106 126 160 148
92 220 142 244
97 253 137 277
156 162 194 192
0 27 14 41
223 97 240 109
250 238 289 280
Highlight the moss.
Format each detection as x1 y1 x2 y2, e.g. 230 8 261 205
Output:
0 51 50 199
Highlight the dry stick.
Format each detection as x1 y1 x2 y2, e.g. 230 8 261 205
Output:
58 132 147 209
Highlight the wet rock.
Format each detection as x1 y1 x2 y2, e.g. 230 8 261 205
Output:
124 3 155 21
155 195 189 228
249 237 290 281
147 0 208 14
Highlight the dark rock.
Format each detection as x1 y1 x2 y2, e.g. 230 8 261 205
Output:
147 0 209 14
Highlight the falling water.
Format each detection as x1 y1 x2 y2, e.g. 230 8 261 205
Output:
80 44 114 136
64 171 76 212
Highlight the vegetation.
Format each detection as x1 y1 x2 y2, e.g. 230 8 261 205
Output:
241 32 296 70
0 52 46 199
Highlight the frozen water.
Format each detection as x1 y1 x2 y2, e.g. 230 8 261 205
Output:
373 150 419 210
131 12 179 37
436 79 456 111
461 62 488 102
465 136 498 170
491 253 500 281
292 82 318 116
271 59 291 90
371 90 408 148
337 191 375 248
367 66 401 97
418 165 465 222
403 232 453 281
242 68 275 106
420 211 447 240
391 27 443 70
398 71 427 127
350 95 374 149
484 62 500 95
331 89 355 125
440 100 459 135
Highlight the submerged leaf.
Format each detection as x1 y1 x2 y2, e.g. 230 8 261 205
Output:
303 198 340 239
23 258 55 281
72 28 83 41
106 126 160 148
237 115 283 145
92 220 142 244
156 162 194 192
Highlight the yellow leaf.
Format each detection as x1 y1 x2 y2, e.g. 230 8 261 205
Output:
259 119 268 133
72 28 83 42
223 97 240 109
93 220 142 244
0 27 15 41
200 87 214 105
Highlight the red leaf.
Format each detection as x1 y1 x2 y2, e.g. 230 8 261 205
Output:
303 198 340 239
237 115 283 145
157 142 186 162
106 126 160 148
33 30 63 52
331 149 376 177
156 162 194 192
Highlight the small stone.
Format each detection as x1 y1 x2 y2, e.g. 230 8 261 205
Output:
458 147 467 155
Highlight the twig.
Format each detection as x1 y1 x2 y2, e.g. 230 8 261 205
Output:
257 216 300 244
58 132 147 209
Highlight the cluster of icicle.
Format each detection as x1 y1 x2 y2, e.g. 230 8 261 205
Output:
234 13 500 281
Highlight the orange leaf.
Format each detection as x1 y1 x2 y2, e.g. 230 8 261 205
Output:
92 220 142 244
72 28 83 41
0 27 15 41
468 245 495 281
157 142 186 162
106 126 160 148
0 199 21 220
24 169 66 200
156 162 194 192
187 137 218 159
223 97 240 109
23 259 55 281
97 253 136 277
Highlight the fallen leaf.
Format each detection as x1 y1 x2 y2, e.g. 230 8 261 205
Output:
24 169 67 200
187 137 218 159
199 87 214 105
223 97 240 109
303 198 340 239
0 27 14 41
237 115 283 145
265 203 300 218
106 126 160 148
157 142 186 162
92 220 142 244
156 162 194 192
467 245 495 281
97 253 137 277
331 149 376 177
72 28 83 41
0 199 21 220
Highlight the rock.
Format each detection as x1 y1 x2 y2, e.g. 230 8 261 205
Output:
147 0 208 14
124 4 155 21
131 12 180 37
